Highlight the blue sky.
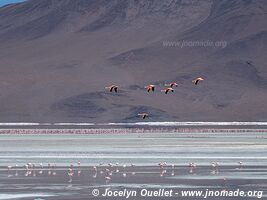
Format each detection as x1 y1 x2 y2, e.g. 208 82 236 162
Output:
0 0 25 7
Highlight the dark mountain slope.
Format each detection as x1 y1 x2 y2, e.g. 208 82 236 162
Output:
0 0 266 122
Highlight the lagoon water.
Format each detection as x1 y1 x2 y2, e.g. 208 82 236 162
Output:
0 132 266 166
0 131 267 200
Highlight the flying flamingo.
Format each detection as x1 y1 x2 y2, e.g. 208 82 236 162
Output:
192 77 204 85
105 85 118 92
145 84 155 92
161 87 174 94
138 113 149 119
165 82 178 88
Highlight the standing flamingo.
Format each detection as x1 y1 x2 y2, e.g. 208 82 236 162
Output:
238 161 243 169
68 164 74 183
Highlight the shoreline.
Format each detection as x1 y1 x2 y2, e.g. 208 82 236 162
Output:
1 164 267 169
0 128 267 134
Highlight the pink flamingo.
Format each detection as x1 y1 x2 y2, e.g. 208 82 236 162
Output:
138 113 149 119
161 87 174 94
105 85 118 92
165 82 178 88
145 84 155 92
192 77 204 85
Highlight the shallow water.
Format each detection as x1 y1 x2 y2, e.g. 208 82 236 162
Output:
0 131 266 199
0 165 267 200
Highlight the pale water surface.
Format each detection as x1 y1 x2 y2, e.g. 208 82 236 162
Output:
0 131 267 200
0 132 266 166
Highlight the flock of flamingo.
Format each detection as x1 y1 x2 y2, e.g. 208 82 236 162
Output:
6 160 244 185
105 77 205 119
